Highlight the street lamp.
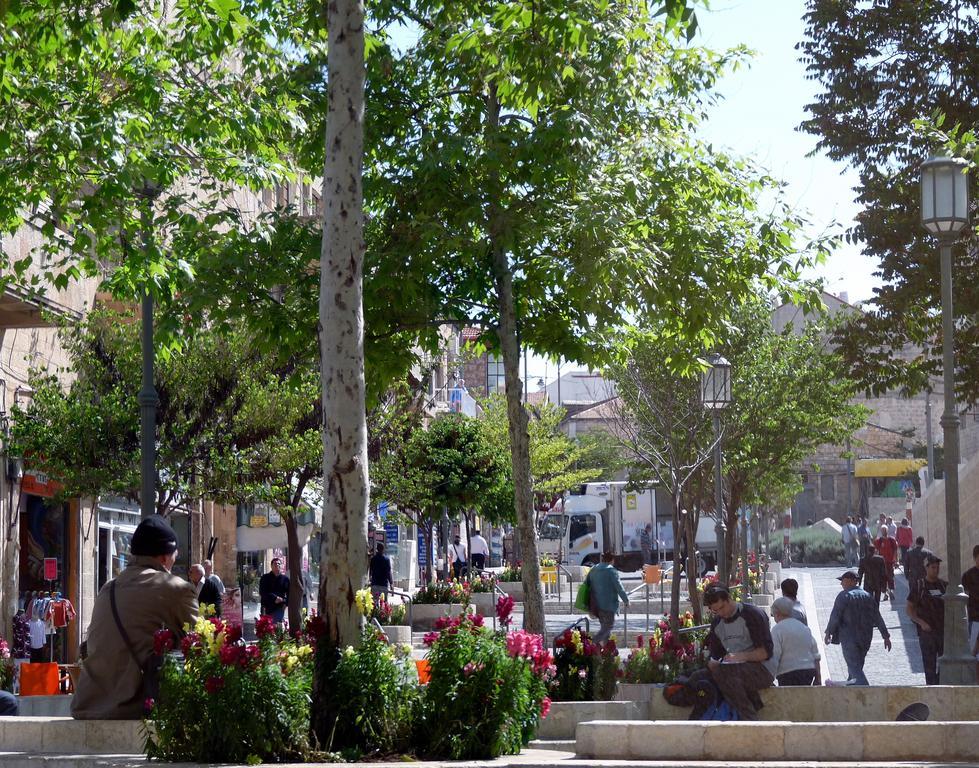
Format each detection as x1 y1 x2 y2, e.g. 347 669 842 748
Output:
701 353 732 586
920 155 974 684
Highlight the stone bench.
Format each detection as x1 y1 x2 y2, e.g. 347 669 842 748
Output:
643 684 979 722
537 701 644 740
0 717 143 754
576 720 979 762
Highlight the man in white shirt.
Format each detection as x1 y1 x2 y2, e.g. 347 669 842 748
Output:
203 559 225 594
470 530 490 571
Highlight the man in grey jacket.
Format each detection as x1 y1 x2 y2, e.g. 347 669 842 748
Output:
824 570 891 686
72 516 198 719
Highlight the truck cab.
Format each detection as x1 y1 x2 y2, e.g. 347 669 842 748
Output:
538 494 607 566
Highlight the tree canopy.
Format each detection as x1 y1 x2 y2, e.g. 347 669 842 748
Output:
799 0 979 400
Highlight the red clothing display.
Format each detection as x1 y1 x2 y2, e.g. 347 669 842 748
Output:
51 599 75 629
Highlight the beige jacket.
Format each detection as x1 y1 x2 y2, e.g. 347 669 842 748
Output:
72 556 198 720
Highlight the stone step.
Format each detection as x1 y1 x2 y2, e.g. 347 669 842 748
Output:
576 720 979 763
526 739 575 752
0 717 143 754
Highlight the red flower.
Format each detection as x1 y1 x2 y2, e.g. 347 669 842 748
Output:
256 615 276 638
181 632 202 656
422 631 440 647
153 629 174 656
224 624 243 644
143 697 156 714
204 675 225 694
305 614 326 642
240 644 262 669
496 595 515 627
219 643 242 666
470 613 485 628
636 634 644 649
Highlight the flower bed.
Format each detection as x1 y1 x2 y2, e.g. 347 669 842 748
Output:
621 612 707 685
550 628 619 701
146 615 314 763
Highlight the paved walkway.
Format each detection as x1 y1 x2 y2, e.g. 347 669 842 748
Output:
785 566 925 686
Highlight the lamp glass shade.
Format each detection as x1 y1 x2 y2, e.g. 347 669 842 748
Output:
701 353 732 411
921 156 970 236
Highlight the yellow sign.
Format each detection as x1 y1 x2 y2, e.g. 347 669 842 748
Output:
250 514 269 528
626 494 637 510
540 566 557 585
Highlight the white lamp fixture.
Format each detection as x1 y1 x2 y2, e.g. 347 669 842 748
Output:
920 156 970 237
701 353 732 411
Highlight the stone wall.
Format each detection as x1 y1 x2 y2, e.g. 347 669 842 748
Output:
913 449 979 582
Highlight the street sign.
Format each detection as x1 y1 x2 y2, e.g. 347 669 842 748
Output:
385 522 399 543
378 500 389 519
43 558 57 581
418 532 428 566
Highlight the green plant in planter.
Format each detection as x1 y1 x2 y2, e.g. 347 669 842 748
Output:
328 629 418 756
466 573 497 593
413 579 471 604
550 627 619 701
622 612 706 684
499 564 523 582
415 614 551 759
146 615 313 763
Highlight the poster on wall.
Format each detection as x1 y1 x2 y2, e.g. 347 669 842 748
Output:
223 587 244 626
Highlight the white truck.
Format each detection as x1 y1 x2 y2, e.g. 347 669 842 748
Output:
537 481 718 572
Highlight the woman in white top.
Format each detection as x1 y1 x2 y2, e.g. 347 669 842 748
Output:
766 597 821 686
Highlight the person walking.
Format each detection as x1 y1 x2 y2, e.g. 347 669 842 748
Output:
767 597 821 686
779 578 807 625
896 519 914 570
703 586 774 719
369 543 394 599
962 544 979 663
640 523 655 566
841 517 859 568
874 527 898 600
587 551 629 644
907 554 947 685
905 536 935 585
259 557 290 624
857 517 871 561
448 535 468 579
857 544 887 606
469 530 489 571
72 515 197 719
824 570 891 686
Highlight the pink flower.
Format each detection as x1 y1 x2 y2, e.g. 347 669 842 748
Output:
240 644 262 669
540 696 551 718
423 631 441 647
204 675 225 694
463 661 485 677
496 595 515 626
143 697 156 714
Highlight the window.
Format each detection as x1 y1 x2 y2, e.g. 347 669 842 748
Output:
539 515 565 540
487 355 506 394
820 474 835 501
568 514 597 542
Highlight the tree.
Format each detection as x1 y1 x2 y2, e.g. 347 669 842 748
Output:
799 1 979 401
605 336 714 625
369 0 821 634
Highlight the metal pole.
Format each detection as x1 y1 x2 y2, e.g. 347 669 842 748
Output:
845 437 852 518
926 391 935 486
138 201 159 519
713 412 727 585
937 242 973 684
740 509 751 603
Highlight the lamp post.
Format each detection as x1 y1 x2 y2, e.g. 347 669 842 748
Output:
701 353 732 586
138 182 161 519
920 155 974 684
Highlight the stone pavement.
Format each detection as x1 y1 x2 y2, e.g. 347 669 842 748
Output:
785 566 925 686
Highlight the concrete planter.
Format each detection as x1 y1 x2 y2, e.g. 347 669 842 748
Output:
380 624 411 644
410 602 474 630
536 699 644 740
615 682 665 703
498 581 524 601
469 591 497 617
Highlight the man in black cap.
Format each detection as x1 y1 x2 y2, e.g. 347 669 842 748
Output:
907 554 947 685
72 515 198 719
824 570 891 685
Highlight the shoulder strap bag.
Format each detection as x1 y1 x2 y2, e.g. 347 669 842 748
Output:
110 581 165 710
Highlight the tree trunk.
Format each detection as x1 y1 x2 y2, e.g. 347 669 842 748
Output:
684 506 702 623
313 0 367 748
485 83 544 635
669 494 682 632
285 513 304 633
0 484 21 643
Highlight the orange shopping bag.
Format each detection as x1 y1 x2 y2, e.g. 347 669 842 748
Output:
20 662 59 696
415 659 431 684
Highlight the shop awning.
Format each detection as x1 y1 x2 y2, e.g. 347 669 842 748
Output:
854 458 927 478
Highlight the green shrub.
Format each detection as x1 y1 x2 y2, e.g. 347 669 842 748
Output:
328 629 418 756
767 527 844 564
414 615 550 760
